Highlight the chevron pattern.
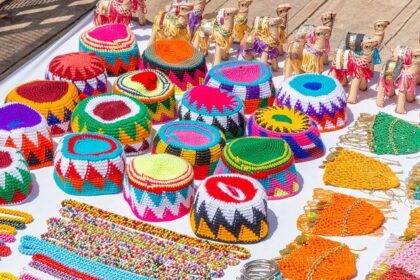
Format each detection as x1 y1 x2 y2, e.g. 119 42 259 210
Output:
103 56 140 77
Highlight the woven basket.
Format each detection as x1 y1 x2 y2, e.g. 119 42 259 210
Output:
46 52 108 100
71 93 152 156
79 23 140 76
214 137 300 200
0 147 32 205
153 120 226 180
113 69 177 124
205 60 275 114
6 80 79 137
275 74 347 132
190 174 268 243
124 153 195 222
54 133 125 196
0 103 54 170
247 106 325 162
178 85 245 140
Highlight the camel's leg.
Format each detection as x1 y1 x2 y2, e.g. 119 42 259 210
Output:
323 53 329 65
329 68 337 79
137 9 146 26
376 84 386 108
359 77 368 91
214 44 223 65
396 92 407 114
388 86 395 97
278 44 284 55
348 77 360 104
192 34 202 53
406 93 415 103
271 57 279 72
261 51 268 64
149 26 158 46
283 59 293 80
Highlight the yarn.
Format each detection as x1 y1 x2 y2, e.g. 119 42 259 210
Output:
46 52 108 100
214 137 300 200
276 74 347 132
153 120 226 180
205 60 275 114
79 23 140 76
6 80 79 137
247 106 325 162
322 148 400 191
113 69 177 124
54 133 125 196
190 174 268 244
408 163 420 201
0 103 54 170
178 85 246 140
141 39 207 95
71 94 152 156
124 154 195 222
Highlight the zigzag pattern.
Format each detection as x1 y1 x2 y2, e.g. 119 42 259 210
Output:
104 56 140 76
146 97 177 123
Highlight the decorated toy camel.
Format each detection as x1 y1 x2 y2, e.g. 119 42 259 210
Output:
283 26 330 79
329 39 379 104
188 0 211 40
275 3 292 55
231 0 253 43
238 16 285 72
94 0 147 26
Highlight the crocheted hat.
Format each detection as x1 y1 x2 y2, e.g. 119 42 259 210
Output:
46 52 108 100
214 137 300 200
0 103 54 170
277 234 357 280
153 120 226 180
178 85 246 140
339 112 420 155
54 133 125 196
79 23 140 76
0 147 32 205
205 60 275 114
71 94 152 156
124 154 195 222
408 163 420 201
298 188 388 237
6 80 79 137
323 148 400 191
112 69 177 124
141 39 207 95
190 174 268 243
276 74 347 132
247 106 325 162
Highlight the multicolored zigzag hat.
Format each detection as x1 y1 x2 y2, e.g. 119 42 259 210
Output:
0 103 54 170
124 154 195 222
276 74 347 132
205 60 275 114
0 147 32 205
214 137 300 200
141 39 207 95
247 106 325 162
54 133 125 196
153 120 226 180
46 52 108 100
6 80 80 137
190 174 268 243
178 85 246 140
113 69 177 124
79 23 140 76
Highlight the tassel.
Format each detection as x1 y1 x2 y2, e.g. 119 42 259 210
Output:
366 264 390 280
233 19 249 41
372 48 381 65
301 48 323 73
403 207 420 240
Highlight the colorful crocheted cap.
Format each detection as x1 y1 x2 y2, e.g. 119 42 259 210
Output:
277 234 357 280
339 112 420 155
323 148 400 191
205 60 275 114
153 120 226 180
79 23 140 76
112 69 177 124
6 80 79 137
247 106 325 162
276 74 347 132
0 147 32 205
214 137 300 200
408 163 420 201
0 103 54 170
178 85 246 140
71 93 152 156
123 154 195 222
190 174 268 244
141 39 207 95
54 133 125 196
46 52 108 100
297 188 388 236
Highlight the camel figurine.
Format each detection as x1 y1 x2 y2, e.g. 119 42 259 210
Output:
188 0 210 40
231 0 253 43
149 1 193 45
275 3 292 55
283 26 330 79
330 39 379 104
94 0 147 26
238 17 284 72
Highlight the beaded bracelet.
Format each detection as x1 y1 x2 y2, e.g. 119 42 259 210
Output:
0 272 18 280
